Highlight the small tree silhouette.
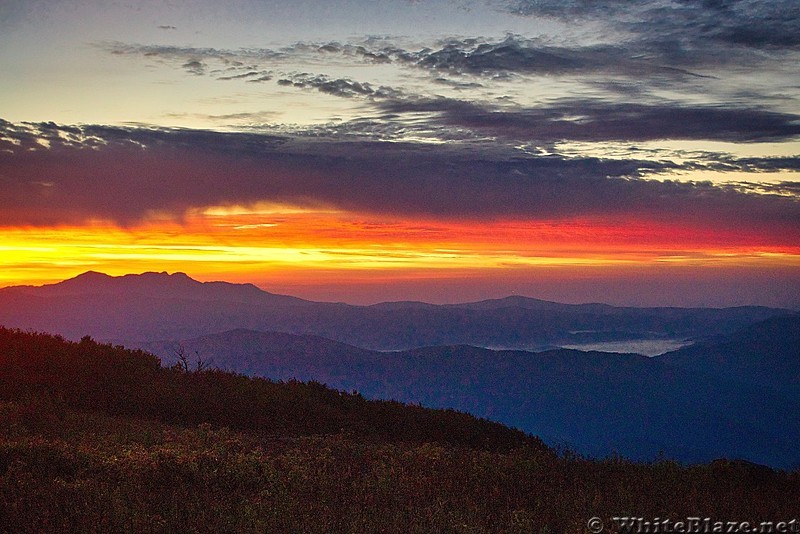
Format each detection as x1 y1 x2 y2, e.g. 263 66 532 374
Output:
173 343 210 373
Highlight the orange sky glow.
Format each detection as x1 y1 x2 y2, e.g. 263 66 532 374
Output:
2 204 798 305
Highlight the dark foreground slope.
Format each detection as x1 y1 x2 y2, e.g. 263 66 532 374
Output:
142 316 800 468
1 328 799 533
0 327 531 451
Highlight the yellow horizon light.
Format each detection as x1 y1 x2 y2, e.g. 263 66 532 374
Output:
0 206 798 290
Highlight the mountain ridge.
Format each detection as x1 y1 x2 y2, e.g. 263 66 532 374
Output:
0 271 791 351
658 314 800 398
2 270 309 306
2 270 790 312
136 315 800 468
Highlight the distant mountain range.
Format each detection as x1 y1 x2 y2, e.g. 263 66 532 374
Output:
0 271 789 350
2 271 798 467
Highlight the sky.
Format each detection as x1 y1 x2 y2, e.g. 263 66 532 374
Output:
1 0 799 306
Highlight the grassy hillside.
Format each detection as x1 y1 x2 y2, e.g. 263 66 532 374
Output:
0 328 534 452
1 327 799 532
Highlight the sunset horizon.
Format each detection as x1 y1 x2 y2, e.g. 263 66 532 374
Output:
2 0 799 307
4 266 800 309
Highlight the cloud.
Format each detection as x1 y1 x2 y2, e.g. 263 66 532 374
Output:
286 40 402 64
502 0 800 51
723 157 800 172
98 33 790 130
0 119 797 240
101 40 402 70
277 74 374 97
102 42 285 65
376 97 800 143
100 41 409 93
247 74 274 83
276 73 404 99
164 111 279 124
98 31 794 123
411 35 712 79
217 71 267 81
72 30 800 238
432 77 484 90
102 37 800 144
182 60 206 76
275 34 722 79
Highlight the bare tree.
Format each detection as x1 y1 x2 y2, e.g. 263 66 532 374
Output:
173 343 211 373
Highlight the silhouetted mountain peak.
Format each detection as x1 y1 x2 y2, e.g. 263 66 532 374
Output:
11 271 308 306
66 270 113 284
47 270 200 295
455 295 614 313
135 270 192 281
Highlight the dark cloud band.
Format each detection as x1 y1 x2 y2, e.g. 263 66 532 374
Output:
377 98 800 143
502 0 800 50
0 120 797 238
